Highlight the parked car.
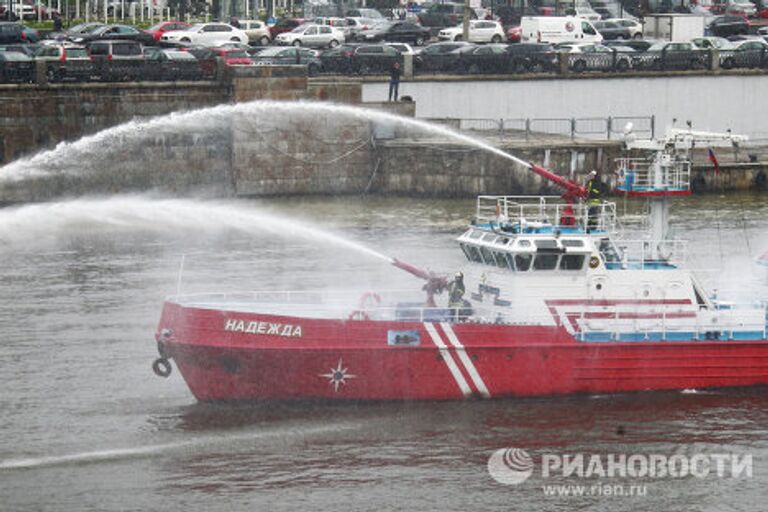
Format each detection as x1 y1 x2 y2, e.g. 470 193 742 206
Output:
345 8 385 20
0 50 33 82
438 20 505 43
417 2 477 34
0 21 25 43
216 41 264 56
143 49 201 80
72 24 155 45
317 43 360 74
161 23 249 46
50 21 105 42
603 39 655 52
209 47 254 66
146 21 192 43
642 41 708 70
80 25 155 45
691 36 731 49
451 43 510 74
0 43 37 56
34 43 91 81
507 42 558 72
356 20 431 45
252 46 322 75
314 17 353 41
707 15 750 37
87 39 144 81
240 19 271 45
181 45 218 77
413 40 471 72
607 18 644 39
345 17 383 41
346 43 401 74
592 20 632 40
725 1 757 16
507 25 521 43
268 18 305 39
275 23 345 48
561 42 634 72
720 38 768 68
386 42 415 55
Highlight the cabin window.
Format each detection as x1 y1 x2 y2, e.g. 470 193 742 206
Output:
469 230 484 240
560 254 585 270
515 253 533 271
505 253 517 270
480 246 495 265
497 237 510 246
459 243 472 262
535 239 560 250
462 243 483 263
599 238 621 262
517 239 532 248
533 254 559 270
493 251 511 269
561 239 584 247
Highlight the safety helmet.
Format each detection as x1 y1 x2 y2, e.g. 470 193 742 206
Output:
455 271 464 279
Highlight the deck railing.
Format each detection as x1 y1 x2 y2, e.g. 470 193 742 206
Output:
172 290 768 341
476 195 618 233
615 157 691 193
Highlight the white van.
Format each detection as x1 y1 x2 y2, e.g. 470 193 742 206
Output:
520 16 603 44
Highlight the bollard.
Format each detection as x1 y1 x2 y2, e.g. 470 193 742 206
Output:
403 53 413 79
709 48 720 71
557 52 569 75
35 59 48 86
215 57 227 83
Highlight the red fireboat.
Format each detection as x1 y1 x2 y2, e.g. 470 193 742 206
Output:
153 128 768 401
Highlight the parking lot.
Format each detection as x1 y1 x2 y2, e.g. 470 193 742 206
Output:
2 13 768 83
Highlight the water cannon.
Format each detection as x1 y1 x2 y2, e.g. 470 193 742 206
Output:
391 258 449 307
528 163 588 201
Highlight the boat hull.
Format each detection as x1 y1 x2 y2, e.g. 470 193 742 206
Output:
156 302 768 401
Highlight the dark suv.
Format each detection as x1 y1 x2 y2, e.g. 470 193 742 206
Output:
507 43 558 73
417 3 477 34
87 39 144 81
707 15 749 37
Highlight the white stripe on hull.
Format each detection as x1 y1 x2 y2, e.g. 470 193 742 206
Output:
424 322 472 398
440 322 491 398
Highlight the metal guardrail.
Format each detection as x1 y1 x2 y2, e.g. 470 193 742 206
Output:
426 115 655 141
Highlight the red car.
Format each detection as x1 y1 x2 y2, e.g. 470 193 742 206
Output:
507 25 521 42
268 18 305 39
146 21 192 42
210 47 253 66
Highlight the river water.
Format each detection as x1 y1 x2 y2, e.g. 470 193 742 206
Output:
1 193 768 511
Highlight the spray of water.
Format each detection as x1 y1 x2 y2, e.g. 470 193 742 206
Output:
0 100 532 184
0 420 362 470
0 195 394 264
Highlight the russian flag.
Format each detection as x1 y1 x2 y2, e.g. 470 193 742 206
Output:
708 147 720 176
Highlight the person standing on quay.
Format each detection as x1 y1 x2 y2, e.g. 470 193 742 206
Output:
53 12 63 33
388 61 401 102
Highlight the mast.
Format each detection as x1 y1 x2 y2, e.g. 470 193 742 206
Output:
617 127 747 261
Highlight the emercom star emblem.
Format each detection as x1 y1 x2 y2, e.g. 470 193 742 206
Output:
319 358 357 392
